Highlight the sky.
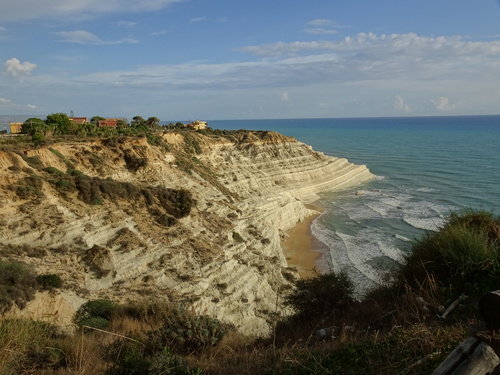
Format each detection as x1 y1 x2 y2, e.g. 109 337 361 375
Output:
1 0 500 121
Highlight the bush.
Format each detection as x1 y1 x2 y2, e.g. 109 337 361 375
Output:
14 175 44 200
150 308 232 354
284 271 356 325
55 179 73 190
107 342 202 375
43 166 64 176
74 299 115 329
31 133 46 146
22 155 44 169
0 320 66 373
400 209 500 297
154 187 194 218
232 232 244 243
124 152 148 172
36 274 63 290
0 261 37 313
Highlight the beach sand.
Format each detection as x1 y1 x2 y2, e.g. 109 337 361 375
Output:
282 207 326 279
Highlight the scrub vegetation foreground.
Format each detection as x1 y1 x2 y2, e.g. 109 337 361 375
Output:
1 209 499 374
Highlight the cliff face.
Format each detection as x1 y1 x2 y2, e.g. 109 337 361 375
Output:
0 130 374 336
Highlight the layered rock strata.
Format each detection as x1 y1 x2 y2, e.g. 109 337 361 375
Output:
0 130 374 336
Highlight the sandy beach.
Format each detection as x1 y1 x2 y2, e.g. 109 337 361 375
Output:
282 207 326 279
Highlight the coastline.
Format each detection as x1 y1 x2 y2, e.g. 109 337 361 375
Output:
282 204 327 279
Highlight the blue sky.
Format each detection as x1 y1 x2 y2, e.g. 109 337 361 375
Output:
1 0 500 121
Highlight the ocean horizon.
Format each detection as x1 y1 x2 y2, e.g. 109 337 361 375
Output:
210 115 500 296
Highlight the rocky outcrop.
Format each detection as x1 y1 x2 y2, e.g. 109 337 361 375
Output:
0 130 374 336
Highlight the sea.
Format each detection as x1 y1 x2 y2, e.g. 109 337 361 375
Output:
209 116 500 296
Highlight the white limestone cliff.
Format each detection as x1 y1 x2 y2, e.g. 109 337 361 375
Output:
0 130 374 336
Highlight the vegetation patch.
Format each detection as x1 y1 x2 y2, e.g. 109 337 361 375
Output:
149 307 233 354
0 261 37 313
124 151 148 172
74 299 115 330
13 175 44 200
84 245 115 278
20 154 45 170
35 274 63 290
400 209 500 301
232 232 245 243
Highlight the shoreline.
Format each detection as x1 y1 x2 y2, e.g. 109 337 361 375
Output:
281 204 328 279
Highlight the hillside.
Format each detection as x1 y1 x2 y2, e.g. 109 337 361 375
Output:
0 129 375 336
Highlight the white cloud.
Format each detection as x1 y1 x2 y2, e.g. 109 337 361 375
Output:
56 30 138 44
3 58 37 78
304 19 345 35
0 97 37 111
432 97 455 111
394 95 411 112
281 92 289 101
57 30 100 44
151 30 169 36
190 17 207 23
116 21 137 28
305 28 338 35
307 19 333 27
0 0 186 22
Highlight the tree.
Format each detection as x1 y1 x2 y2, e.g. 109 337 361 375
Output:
116 119 128 129
22 118 48 135
146 117 160 130
90 116 106 125
46 113 71 135
131 116 145 127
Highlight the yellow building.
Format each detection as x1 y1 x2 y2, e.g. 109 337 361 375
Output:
9 122 23 134
188 120 207 130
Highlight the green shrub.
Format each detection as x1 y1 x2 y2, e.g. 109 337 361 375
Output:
14 176 44 199
154 187 194 218
149 348 203 375
150 308 231 354
48 147 66 161
0 261 37 313
55 179 73 190
284 271 356 325
22 155 44 169
232 232 244 243
400 209 500 297
36 274 63 290
43 166 64 176
182 132 203 155
154 213 178 227
0 320 65 373
107 341 150 375
106 342 202 375
31 133 46 146
124 152 148 172
66 168 85 177
74 299 115 329
8 165 21 173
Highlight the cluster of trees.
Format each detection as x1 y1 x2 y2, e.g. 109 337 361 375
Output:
21 113 188 138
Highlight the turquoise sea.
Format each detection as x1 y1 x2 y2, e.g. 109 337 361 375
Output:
210 116 500 295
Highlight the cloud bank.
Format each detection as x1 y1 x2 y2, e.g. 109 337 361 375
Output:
4 31 500 118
